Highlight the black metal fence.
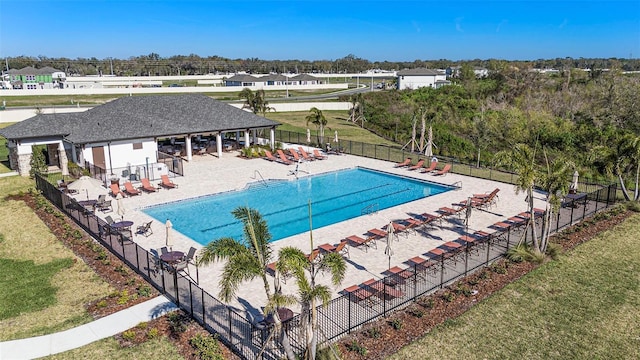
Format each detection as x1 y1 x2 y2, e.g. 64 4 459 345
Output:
35 171 617 359
275 129 614 193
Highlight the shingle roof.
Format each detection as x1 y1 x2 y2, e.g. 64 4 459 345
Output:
291 74 318 81
225 74 259 82
397 68 443 76
0 94 280 144
260 74 288 81
5 66 62 75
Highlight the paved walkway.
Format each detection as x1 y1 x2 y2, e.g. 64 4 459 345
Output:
0 295 177 360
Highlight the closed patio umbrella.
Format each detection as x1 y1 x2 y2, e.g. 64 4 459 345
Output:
570 171 579 192
165 219 174 251
334 130 339 144
465 197 473 232
116 193 125 219
384 222 394 270
306 128 311 144
425 126 435 158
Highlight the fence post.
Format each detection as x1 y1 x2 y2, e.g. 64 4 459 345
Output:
189 281 194 315
201 288 206 326
348 293 352 334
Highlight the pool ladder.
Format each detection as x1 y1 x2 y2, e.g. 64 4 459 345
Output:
361 203 379 216
253 170 268 187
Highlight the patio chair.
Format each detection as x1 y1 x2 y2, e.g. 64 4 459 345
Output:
307 249 321 263
136 221 153 237
318 240 350 258
158 174 177 189
140 178 158 193
344 284 378 307
276 149 293 165
110 183 123 198
363 278 405 300
394 158 412 168
185 246 197 264
433 163 452 176
96 199 113 213
298 147 315 161
366 228 388 244
407 159 425 171
420 161 438 173
312 149 327 160
160 246 169 256
123 182 141 196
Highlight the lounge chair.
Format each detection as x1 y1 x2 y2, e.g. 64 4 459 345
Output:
264 150 279 162
123 182 141 196
420 161 438 173
298 147 315 161
140 178 158 193
276 149 294 164
346 235 374 252
307 249 320 263
110 183 123 198
433 163 452 176
288 149 303 162
312 149 327 160
159 175 177 189
394 158 412 168
363 278 405 300
136 221 153 237
344 284 378 306
318 240 350 258
407 159 425 171
366 228 388 243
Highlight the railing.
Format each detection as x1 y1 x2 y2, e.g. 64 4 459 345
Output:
361 203 379 216
253 170 267 186
35 171 618 359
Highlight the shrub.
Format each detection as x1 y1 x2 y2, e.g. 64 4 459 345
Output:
96 300 107 308
507 243 534 263
168 312 191 334
146 327 159 339
490 262 508 274
346 340 367 356
114 265 129 275
137 284 152 297
316 344 342 360
117 290 130 305
389 318 403 330
365 327 381 339
625 201 640 212
189 334 224 360
442 291 456 303
410 308 425 318
137 322 148 329
455 284 473 297
545 243 562 260
419 297 435 309
121 330 136 341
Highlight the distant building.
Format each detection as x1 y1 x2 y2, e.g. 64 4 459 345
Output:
3 66 66 89
396 68 449 90
224 74 260 87
446 66 489 78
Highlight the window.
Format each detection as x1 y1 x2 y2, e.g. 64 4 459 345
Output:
132 143 143 150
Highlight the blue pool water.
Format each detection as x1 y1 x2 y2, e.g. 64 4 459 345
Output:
143 167 453 244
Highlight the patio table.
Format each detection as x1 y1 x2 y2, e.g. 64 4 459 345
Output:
160 251 185 264
111 220 133 230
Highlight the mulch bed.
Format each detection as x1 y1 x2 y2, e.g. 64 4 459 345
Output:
13 190 631 360
337 207 633 359
11 192 239 360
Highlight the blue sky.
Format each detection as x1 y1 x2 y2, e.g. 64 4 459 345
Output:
1 0 638 61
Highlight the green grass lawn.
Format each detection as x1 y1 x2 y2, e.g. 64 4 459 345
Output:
388 212 640 360
0 123 14 173
265 110 397 146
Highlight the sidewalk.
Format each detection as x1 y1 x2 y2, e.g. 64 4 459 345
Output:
0 295 177 360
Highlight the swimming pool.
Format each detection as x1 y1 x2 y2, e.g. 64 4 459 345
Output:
143 167 453 244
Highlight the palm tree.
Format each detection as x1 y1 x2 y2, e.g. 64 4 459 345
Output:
306 107 328 145
593 133 640 201
239 88 273 117
539 151 574 252
494 143 541 253
275 201 346 360
197 206 296 360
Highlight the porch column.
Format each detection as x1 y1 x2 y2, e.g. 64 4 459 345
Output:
58 142 69 176
270 128 275 150
216 132 223 158
185 136 192 162
244 130 250 148
252 129 257 145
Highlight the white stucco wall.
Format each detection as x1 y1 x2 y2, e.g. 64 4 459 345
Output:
397 74 447 90
82 138 158 173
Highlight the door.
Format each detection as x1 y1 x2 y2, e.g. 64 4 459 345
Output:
91 146 106 170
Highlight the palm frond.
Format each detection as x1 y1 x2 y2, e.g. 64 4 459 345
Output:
197 237 246 266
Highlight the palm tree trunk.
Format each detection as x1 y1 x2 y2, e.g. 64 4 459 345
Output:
634 160 640 201
528 188 540 252
618 173 632 201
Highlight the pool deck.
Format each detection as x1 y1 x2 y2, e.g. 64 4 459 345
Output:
84 149 544 318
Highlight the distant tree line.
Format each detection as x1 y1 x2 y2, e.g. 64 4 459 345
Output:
5 54 640 77
339 66 640 188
